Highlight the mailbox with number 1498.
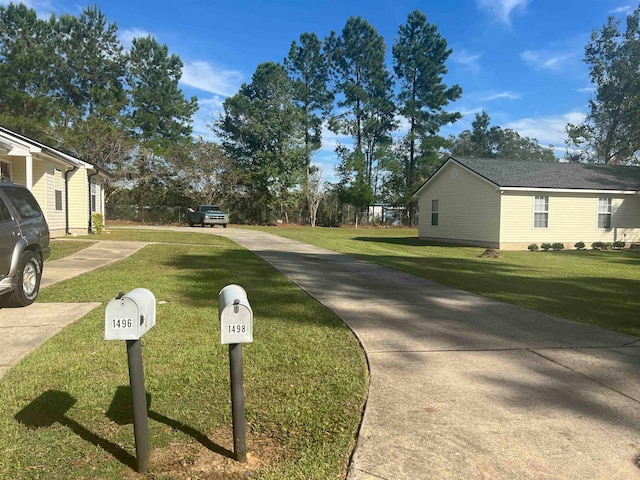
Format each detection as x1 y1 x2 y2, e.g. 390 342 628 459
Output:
219 285 253 344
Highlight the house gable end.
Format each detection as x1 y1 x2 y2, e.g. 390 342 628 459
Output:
413 157 499 198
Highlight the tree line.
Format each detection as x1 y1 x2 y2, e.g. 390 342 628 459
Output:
1 3 638 226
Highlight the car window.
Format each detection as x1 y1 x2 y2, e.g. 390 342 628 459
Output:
3 186 42 219
0 197 12 223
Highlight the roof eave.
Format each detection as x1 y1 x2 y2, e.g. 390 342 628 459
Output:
500 186 639 195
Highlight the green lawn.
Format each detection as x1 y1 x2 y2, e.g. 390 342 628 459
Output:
240 226 640 336
0 231 367 479
48 239 96 261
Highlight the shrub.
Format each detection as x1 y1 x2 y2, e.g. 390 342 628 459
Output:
591 241 603 250
540 242 551 251
551 242 565 251
613 240 626 250
527 243 539 252
91 213 104 234
574 241 585 250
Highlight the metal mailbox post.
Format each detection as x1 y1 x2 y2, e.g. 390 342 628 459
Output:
218 284 253 462
105 288 156 473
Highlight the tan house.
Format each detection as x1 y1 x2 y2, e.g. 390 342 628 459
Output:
0 126 109 237
413 157 640 250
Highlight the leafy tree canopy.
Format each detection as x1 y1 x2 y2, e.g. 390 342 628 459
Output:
450 111 556 162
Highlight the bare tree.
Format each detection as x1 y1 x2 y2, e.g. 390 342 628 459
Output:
307 167 325 227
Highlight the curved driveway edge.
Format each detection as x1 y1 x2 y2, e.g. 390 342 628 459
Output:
205 227 640 480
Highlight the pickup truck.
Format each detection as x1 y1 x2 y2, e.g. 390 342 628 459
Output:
187 205 229 228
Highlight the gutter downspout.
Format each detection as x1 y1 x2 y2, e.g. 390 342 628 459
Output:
65 166 78 235
88 170 97 234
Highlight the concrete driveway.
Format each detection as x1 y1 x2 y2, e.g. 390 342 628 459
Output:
200 227 640 480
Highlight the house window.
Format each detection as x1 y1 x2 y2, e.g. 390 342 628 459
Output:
54 168 63 211
431 199 439 226
597 197 612 229
533 195 549 228
91 182 97 212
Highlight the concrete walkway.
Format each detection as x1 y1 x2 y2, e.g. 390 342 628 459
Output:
196 227 640 480
0 241 146 379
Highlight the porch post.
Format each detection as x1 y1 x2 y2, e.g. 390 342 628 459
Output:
25 154 33 189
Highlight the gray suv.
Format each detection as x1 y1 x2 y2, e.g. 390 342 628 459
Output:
0 182 50 307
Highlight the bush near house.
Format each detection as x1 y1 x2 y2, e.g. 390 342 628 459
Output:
574 241 586 250
551 242 565 251
613 240 626 249
540 242 552 251
527 243 539 251
592 241 613 250
91 213 104 234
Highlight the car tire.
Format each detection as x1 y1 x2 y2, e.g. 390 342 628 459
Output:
188 220 194 227
223 224 227 228
1 251 42 307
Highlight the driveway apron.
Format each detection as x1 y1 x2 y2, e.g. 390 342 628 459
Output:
0 241 147 380
200 227 640 480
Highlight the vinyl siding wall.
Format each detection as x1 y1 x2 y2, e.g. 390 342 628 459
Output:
499 191 640 248
10 159 25 185
45 166 66 234
68 168 89 235
418 163 501 247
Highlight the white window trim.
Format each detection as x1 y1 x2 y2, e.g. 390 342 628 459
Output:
54 168 63 211
431 199 439 226
532 195 549 229
596 197 612 230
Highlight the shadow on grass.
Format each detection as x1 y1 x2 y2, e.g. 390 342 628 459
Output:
107 386 234 460
353 236 453 247
163 248 347 329
14 390 137 470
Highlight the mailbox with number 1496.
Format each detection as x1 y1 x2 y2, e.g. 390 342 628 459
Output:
105 288 156 341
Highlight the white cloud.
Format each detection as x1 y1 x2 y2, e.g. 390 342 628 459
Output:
320 123 351 153
477 0 528 24
191 96 226 140
505 111 586 148
0 0 53 17
577 86 595 94
118 28 152 49
451 49 482 71
610 5 634 14
520 49 575 72
481 91 521 101
181 61 243 97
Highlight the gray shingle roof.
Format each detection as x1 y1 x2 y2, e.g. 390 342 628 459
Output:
454 157 640 191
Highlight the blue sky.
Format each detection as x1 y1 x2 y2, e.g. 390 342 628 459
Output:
8 0 638 174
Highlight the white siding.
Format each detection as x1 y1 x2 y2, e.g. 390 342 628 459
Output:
500 191 640 248
613 195 640 243
68 168 88 234
417 163 501 246
44 166 66 234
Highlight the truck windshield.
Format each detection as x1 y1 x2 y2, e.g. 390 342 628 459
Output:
202 206 221 212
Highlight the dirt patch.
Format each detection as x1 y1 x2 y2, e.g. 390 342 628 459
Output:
126 427 285 479
479 248 502 258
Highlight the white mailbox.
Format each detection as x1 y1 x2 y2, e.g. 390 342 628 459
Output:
105 288 156 340
219 284 253 344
